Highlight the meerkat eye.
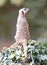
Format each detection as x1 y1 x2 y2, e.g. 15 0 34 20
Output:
24 8 26 10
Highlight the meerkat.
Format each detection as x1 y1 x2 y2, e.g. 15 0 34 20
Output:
10 8 30 59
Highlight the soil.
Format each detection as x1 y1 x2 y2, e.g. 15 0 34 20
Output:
0 39 14 50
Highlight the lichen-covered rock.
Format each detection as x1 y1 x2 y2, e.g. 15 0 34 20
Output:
0 40 47 65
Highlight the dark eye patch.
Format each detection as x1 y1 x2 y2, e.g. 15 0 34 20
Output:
22 11 24 14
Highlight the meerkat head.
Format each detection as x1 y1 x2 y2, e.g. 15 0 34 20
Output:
19 8 29 16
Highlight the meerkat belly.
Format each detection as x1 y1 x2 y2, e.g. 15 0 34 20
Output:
16 20 30 42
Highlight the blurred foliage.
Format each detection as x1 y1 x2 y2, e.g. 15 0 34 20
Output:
0 19 9 37
0 0 47 41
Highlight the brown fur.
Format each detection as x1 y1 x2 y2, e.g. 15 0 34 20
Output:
10 8 30 58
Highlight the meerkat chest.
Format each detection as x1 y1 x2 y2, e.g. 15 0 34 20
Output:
17 17 28 31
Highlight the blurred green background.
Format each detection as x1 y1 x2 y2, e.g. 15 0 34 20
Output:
0 0 47 49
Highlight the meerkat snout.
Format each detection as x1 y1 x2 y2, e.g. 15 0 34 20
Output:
19 8 29 16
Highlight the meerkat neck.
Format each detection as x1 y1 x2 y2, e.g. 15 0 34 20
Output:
17 13 27 23
18 13 25 18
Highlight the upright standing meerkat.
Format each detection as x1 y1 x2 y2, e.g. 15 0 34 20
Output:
10 8 30 59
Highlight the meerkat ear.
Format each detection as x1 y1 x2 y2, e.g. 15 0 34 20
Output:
22 11 24 15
